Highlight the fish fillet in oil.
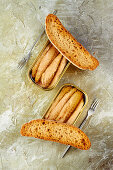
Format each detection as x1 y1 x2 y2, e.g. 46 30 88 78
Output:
56 90 83 123
45 86 72 119
46 88 77 120
41 53 62 88
66 98 84 125
32 43 52 78
35 45 59 83
48 57 67 88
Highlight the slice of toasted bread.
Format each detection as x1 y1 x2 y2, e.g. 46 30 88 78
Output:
21 119 91 150
46 14 99 70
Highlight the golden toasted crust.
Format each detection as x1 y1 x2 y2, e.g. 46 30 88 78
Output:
21 119 91 150
46 14 99 70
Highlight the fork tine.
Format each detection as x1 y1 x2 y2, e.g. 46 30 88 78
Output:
17 63 23 69
92 100 99 110
18 64 22 69
53 10 57 15
90 99 98 110
91 99 99 110
17 62 22 69
90 99 97 109
17 59 26 69
17 62 22 68
19 63 24 69
17 64 21 69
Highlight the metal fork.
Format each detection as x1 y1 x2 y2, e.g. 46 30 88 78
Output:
17 10 57 69
61 98 99 158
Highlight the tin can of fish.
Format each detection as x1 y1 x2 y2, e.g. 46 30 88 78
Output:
28 40 70 90
42 84 88 127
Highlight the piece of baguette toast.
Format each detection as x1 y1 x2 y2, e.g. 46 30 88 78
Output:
21 119 91 150
46 14 99 70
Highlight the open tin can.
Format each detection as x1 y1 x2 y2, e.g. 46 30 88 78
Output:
42 84 88 127
28 14 99 91
28 39 70 90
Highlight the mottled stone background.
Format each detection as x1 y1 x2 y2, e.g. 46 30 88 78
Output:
0 0 113 169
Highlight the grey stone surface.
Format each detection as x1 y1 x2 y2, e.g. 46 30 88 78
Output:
0 0 113 169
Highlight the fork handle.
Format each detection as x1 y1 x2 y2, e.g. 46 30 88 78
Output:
30 10 57 52
61 114 88 158
30 30 45 52
61 145 71 158
79 114 88 129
